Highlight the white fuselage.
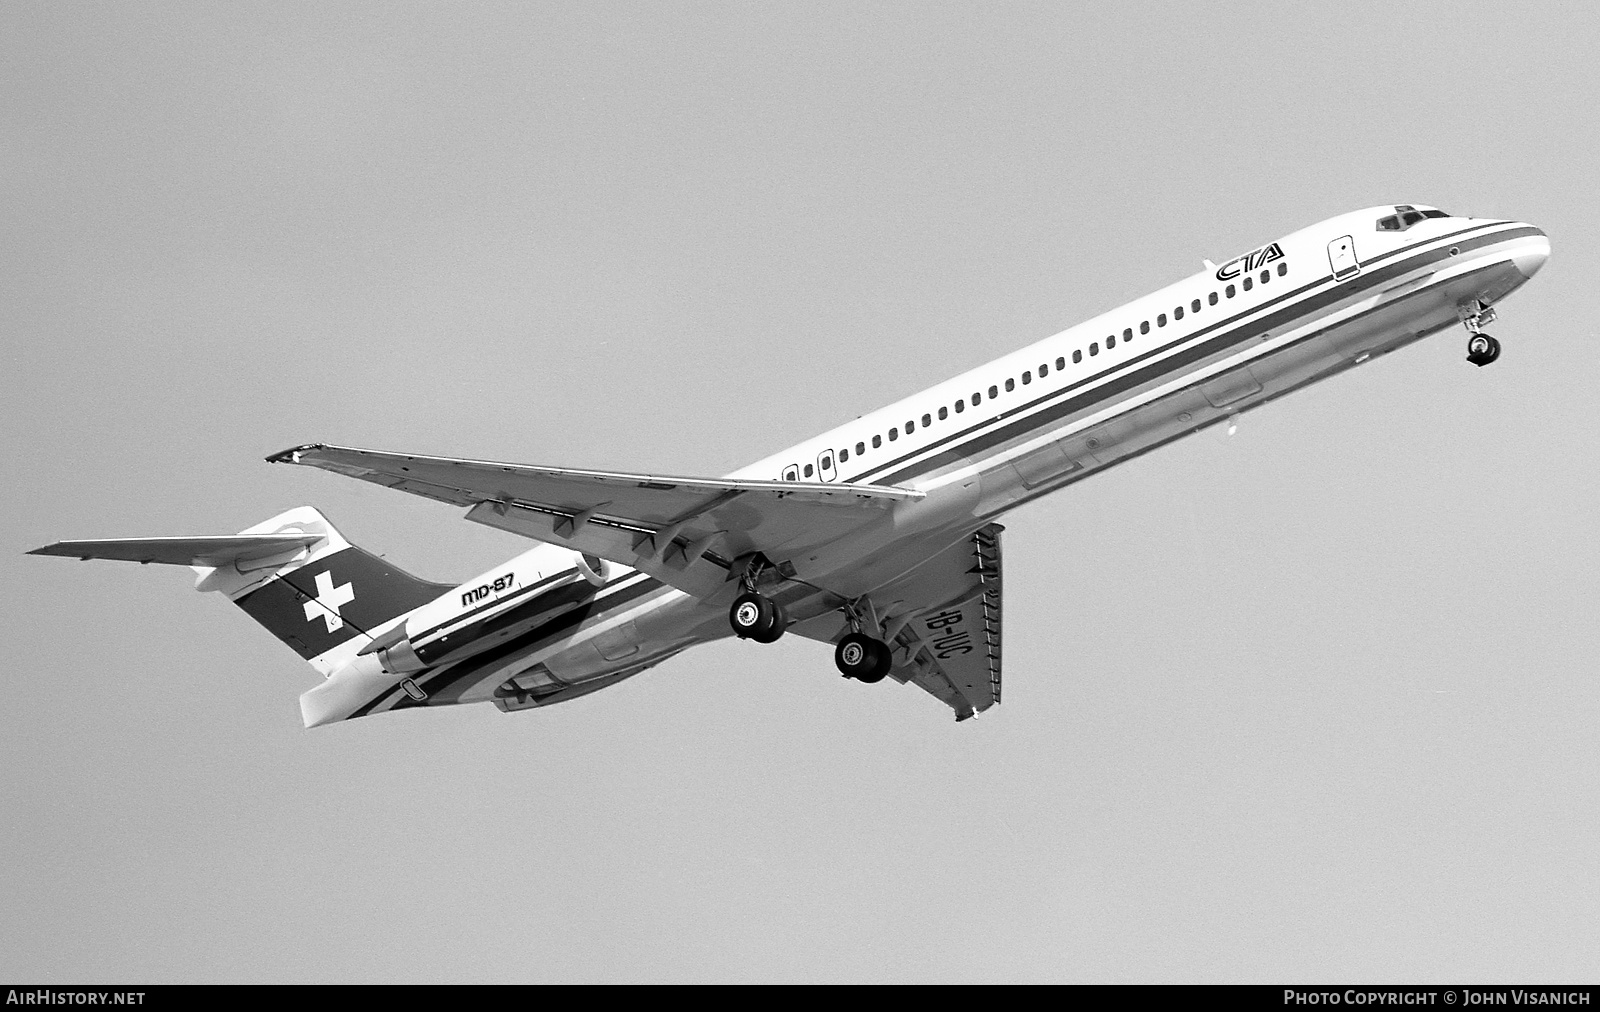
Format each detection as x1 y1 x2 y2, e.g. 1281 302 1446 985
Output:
334 205 1548 720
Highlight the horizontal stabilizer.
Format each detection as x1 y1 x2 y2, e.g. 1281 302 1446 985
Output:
27 534 323 567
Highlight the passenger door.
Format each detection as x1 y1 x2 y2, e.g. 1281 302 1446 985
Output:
1328 235 1360 281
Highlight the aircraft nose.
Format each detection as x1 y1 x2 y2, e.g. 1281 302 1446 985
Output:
1514 226 1550 280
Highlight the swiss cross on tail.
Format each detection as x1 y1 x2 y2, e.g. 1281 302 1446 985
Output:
303 570 356 632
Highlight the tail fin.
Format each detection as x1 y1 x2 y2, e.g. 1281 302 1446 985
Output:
30 506 451 676
217 507 453 674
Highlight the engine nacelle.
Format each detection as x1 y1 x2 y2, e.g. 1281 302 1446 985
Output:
358 620 426 674
360 545 607 674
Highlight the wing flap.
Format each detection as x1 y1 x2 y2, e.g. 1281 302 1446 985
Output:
791 524 1003 720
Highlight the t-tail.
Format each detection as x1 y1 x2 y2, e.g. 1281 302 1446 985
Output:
27 506 452 723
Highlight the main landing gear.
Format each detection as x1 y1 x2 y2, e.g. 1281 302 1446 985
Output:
728 555 788 643
729 590 787 643
726 557 895 684
835 632 892 683
832 600 893 683
1461 301 1501 367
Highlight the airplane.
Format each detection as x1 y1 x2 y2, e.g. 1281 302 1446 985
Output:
29 205 1549 727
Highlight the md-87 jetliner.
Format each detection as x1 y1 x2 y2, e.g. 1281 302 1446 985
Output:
31 205 1549 726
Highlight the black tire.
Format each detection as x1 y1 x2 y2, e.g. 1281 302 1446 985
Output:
1468 334 1493 358
730 592 777 640
859 639 892 683
752 599 788 643
836 633 892 682
835 633 874 677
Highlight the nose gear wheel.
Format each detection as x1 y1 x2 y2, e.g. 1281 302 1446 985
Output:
1466 333 1500 367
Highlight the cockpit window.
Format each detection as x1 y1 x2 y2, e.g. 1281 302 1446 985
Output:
1376 206 1450 232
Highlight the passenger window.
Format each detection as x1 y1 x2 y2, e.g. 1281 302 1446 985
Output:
1260 269 1270 283
1005 378 1014 392
1089 342 1099 356
1226 284 1236 298
838 449 849 462
1157 313 1167 327
1277 262 1287 276
855 442 865 455
1123 328 1132 341
889 428 898 441
1039 363 1049 377
872 435 881 448
1022 371 1031 384
1208 292 1218 305
1056 356 1066 370
1073 349 1082 363
938 406 947 420
922 413 931 426
955 399 965 412
1192 299 1201 312
905 420 914 433
988 385 998 398
1107 335 1116 349
972 392 981 405
1243 276 1253 291
1174 306 1184 321
804 464 814 477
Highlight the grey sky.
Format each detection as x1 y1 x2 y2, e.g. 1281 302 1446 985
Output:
4 2 1597 982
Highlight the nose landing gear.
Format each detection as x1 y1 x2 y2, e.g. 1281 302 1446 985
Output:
1461 301 1501 367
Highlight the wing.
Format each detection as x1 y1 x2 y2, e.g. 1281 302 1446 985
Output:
26 534 322 568
792 524 1003 720
267 443 923 598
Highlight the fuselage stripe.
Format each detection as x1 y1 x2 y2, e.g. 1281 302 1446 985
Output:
350 573 666 717
830 223 1535 487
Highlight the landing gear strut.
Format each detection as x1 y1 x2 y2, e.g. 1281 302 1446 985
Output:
1461 301 1501 367
728 555 787 643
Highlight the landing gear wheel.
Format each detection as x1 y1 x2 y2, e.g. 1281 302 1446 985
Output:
730 592 787 642
1466 333 1501 367
835 633 891 683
